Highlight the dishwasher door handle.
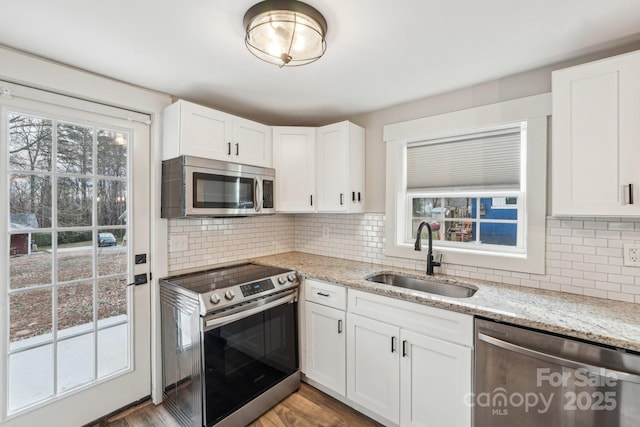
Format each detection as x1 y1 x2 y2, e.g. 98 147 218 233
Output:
478 332 640 384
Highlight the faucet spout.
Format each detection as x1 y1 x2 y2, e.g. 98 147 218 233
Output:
414 221 441 275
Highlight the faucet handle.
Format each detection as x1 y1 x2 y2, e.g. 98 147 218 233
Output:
430 253 442 267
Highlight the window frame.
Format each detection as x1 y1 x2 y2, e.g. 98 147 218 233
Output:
384 94 550 274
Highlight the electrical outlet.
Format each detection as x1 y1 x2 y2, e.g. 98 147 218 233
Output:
169 234 189 252
322 227 329 238
623 244 640 267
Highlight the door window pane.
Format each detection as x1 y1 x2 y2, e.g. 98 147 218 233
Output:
9 113 52 172
57 122 93 174
97 278 128 321
8 344 54 412
97 234 127 277
97 180 127 226
58 282 94 332
10 232 52 289
98 324 128 378
10 174 52 229
57 231 93 282
57 334 94 393
9 289 52 345
97 129 127 177
57 177 93 227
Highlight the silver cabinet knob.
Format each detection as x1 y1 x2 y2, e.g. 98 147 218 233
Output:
210 293 221 304
224 290 235 300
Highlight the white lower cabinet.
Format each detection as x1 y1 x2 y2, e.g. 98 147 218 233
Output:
305 302 346 396
400 329 472 427
303 280 347 396
346 289 473 427
346 312 400 424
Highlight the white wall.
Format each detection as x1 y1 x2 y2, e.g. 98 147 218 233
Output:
351 39 640 213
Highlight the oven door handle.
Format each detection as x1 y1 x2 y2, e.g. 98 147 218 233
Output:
204 292 297 330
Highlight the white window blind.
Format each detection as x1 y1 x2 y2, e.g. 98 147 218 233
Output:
406 128 522 190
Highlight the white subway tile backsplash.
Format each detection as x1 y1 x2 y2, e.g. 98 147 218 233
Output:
166 212 640 303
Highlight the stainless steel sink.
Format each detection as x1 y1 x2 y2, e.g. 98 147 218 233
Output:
366 273 477 298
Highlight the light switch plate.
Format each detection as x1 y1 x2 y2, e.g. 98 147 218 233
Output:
623 244 640 267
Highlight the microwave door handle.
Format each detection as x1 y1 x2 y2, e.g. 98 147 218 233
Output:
254 178 262 212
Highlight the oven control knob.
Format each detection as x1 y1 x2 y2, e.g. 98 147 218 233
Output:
287 274 296 282
210 293 221 304
277 276 286 285
224 290 235 300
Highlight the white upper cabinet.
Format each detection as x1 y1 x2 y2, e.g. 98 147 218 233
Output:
273 127 316 212
552 50 640 216
316 121 365 212
162 100 272 168
232 116 273 168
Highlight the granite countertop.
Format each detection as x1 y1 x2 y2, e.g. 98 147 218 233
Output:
252 251 640 352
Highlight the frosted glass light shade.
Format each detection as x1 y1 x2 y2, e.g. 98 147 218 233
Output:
244 0 327 67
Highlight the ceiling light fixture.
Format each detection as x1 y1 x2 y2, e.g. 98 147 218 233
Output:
243 0 327 68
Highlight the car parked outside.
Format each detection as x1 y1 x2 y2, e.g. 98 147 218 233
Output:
98 232 117 247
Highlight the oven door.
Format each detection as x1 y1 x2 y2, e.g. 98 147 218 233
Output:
202 291 299 426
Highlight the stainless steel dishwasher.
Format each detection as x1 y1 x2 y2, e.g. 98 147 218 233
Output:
474 318 640 427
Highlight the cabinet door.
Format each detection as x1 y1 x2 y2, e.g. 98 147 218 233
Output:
400 329 472 427
233 117 272 167
348 123 365 212
552 52 640 216
305 303 346 396
347 313 400 424
273 127 315 212
179 101 233 161
316 122 349 211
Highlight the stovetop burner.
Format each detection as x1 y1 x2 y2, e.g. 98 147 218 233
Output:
166 262 292 294
160 262 299 316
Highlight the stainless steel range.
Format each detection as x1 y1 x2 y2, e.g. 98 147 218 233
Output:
160 262 300 427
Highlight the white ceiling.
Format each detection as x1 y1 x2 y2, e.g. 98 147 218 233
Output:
2 0 640 125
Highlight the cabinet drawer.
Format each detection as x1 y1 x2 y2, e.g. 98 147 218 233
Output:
305 279 346 310
348 289 473 347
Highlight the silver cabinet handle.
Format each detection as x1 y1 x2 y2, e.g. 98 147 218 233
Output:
227 142 231 155
236 142 239 156
316 292 330 297
340 193 344 205
310 194 313 206
402 340 408 357
338 319 343 334
391 336 397 353
630 183 634 205
478 332 640 384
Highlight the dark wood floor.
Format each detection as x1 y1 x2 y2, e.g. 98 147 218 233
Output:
96 383 382 427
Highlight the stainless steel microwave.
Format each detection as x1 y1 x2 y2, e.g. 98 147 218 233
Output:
161 155 275 218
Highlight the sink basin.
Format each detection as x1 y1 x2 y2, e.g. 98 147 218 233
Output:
366 273 477 298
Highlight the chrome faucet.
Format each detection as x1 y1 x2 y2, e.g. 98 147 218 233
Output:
414 221 441 275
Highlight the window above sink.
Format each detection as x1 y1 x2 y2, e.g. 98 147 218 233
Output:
384 94 551 275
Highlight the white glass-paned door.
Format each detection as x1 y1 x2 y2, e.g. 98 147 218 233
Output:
1 88 151 426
